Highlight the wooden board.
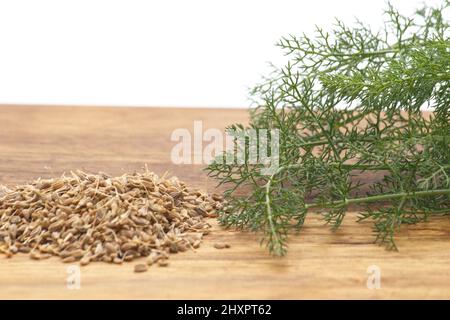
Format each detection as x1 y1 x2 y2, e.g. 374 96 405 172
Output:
0 105 449 299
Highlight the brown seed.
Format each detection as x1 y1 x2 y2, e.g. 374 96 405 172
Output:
30 251 41 260
104 243 116 254
10 216 21 224
123 251 136 261
169 243 178 253
134 264 148 273
8 224 17 239
68 249 84 259
18 246 31 253
62 256 77 263
80 255 91 266
121 242 137 251
214 243 230 249
212 194 223 201
48 220 64 232
192 240 201 249
194 207 209 217
113 257 123 264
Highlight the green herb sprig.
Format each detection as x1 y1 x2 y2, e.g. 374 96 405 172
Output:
206 1 450 255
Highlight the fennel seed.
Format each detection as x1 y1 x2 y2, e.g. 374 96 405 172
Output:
0 169 223 269
213 243 230 249
134 264 148 273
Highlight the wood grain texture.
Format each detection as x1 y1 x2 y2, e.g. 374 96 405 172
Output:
0 104 449 300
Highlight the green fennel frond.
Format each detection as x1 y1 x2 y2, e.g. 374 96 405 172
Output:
206 1 450 256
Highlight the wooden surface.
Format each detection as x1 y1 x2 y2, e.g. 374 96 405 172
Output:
0 105 449 299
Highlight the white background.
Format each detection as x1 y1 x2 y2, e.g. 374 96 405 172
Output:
0 0 444 108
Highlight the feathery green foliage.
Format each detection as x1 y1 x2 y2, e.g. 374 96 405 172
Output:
206 2 450 255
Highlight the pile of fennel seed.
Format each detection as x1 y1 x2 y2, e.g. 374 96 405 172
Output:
0 169 223 268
